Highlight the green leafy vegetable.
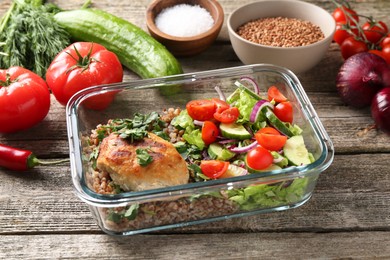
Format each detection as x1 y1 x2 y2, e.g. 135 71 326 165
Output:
0 0 70 77
136 148 153 166
227 178 309 210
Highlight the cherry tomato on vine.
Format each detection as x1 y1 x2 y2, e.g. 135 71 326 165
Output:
274 101 293 124
333 21 359 45
379 44 390 64
46 42 123 110
380 33 390 48
186 99 216 121
202 121 219 145
200 160 229 179
332 6 359 24
0 67 50 133
245 146 273 170
340 37 368 60
255 127 287 151
214 107 239 124
362 21 389 44
268 86 287 103
368 50 390 64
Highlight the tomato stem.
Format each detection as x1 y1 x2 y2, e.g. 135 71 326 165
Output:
0 73 17 87
65 43 100 74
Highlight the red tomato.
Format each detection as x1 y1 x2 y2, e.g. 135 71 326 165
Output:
46 42 123 110
332 6 359 24
274 101 293 124
333 21 359 45
340 37 369 60
255 127 287 151
380 44 390 64
368 50 390 64
268 86 287 103
200 160 229 179
0 67 50 133
214 107 239 124
380 34 390 48
186 99 216 121
202 121 219 145
245 146 273 170
211 98 230 113
362 21 389 44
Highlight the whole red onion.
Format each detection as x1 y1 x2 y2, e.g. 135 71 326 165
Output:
336 52 390 108
371 87 390 135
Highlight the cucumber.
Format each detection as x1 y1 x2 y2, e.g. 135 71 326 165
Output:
54 9 183 79
208 143 235 161
246 163 282 174
262 107 294 137
220 164 248 178
220 123 251 140
283 135 311 166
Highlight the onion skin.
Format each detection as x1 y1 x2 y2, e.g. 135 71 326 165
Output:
371 88 390 135
336 52 390 108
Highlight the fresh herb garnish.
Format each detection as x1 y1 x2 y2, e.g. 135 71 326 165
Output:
0 0 70 77
136 148 153 166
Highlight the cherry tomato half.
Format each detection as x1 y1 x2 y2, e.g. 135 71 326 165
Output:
245 146 273 170
186 99 216 121
268 86 288 103
274 101 293 124
362 21 389 44
332 6 359 24
202 121 219 145
211 98 230 113
255 127 287 151
340 37 368 60
214 107 240 124
200 160 229 179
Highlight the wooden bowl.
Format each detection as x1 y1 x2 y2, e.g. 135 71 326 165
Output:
146 0 224 56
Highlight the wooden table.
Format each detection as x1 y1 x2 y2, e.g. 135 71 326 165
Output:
1 0 389 258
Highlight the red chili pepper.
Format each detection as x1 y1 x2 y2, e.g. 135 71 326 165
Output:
0 144 69 171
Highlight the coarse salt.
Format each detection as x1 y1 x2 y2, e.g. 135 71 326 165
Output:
155 4 214 37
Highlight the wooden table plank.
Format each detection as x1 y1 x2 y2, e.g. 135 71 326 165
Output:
0 0 389 258
1 232 389 259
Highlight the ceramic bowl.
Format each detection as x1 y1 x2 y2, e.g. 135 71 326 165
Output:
146 0 224 56
227 0 336 74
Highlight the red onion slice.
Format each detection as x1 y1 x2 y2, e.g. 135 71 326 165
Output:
229 140 258 153
250 100 274 122
273 157 284 164
214 86 226 101
240 76 260 95
193 120 204 127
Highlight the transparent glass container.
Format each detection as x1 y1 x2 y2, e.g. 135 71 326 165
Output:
66 64 334 235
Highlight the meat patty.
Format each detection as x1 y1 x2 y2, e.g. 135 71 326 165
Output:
96 132 189 191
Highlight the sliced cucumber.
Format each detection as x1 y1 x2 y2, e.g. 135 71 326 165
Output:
283 135 311 166
262 107 294 137
220 123 251 140
220 164 248 178
246 163 282 174
208 143 236 161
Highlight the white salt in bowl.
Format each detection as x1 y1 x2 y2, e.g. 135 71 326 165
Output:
146 0 224 56
227 0 336 74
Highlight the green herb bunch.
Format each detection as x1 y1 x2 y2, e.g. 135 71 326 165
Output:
0 0 70 77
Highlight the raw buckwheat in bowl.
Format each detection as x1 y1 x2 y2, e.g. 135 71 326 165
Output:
66 64 334 236
227 0 336 74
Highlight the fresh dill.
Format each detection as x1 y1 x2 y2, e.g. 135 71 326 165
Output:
0 0 70 77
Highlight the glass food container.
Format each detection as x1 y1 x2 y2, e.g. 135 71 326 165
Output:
66 64 334 235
